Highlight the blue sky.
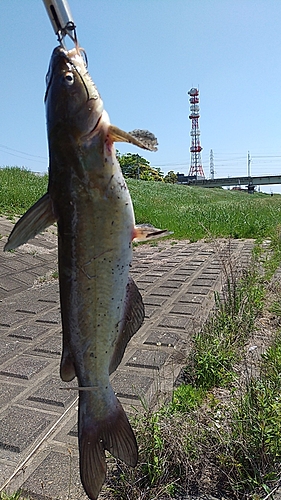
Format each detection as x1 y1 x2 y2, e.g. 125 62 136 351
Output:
1 1 281 193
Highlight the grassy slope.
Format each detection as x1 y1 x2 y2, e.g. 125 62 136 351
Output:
128 179 281 241
0 167 48 216
1 168 281 242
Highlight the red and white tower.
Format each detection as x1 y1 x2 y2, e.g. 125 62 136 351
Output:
187 88 205 178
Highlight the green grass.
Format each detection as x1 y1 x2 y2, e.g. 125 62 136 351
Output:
106 240 281 499
0 492 29 500
0 167 47 216
1 168 281 241
128 179 281 241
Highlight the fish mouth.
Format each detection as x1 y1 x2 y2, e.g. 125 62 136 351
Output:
45 46 96 102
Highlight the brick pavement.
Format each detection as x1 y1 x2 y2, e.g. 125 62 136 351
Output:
0 217 254 499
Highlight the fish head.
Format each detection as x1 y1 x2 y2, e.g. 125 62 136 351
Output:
45 46 104 140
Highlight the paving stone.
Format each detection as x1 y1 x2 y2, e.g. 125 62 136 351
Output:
151 266 174 273
144 306 157 318
112 372 154 399
8 324 48 341
187 285 211 295
15 298 50 315
13 271 37 286
173 269 194 276
192 278 217 287
130 266 150 273
30 265 56 277
209 259 221 265
68 423 78 438
0 407 52 453
144 330 179 347
33 239 56 250
178 293 206 304
38 298 58 304
143 295 167 306
0 264 20 276
198 274 219 281
15 254 46 268
148 271 165 277
21 450 88 500
126 350 169 370
150 287 177 297
0 461 16 487
203 269 221 275
36 309 61 325
0 289 7 300
35 283 59 301
0 340 23 363
0 382 26 406
137 283 150 291
169 303 198 315
137 275 158 283
0 276 23 292
33 333 62 357
159 281 183 290
167 274 190 282
0 356 49 380
0 310 26 328
27 377 77 408
158 315 191 330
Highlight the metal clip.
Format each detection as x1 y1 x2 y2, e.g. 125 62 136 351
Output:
42 0 78 48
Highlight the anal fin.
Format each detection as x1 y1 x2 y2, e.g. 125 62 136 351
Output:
4 193 57 251
109 277 144 375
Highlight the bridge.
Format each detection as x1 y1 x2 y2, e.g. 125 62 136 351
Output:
177 174 281 193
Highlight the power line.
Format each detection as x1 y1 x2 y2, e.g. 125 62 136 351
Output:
0 149 47 164
0 144 47 160
0 144 47 164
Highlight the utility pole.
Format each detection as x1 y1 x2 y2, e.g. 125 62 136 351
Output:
247 151 251 177
210 149 214 179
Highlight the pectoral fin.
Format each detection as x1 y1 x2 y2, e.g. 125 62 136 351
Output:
109 277 144 375
108 125 158 151
133 224 172 242
4 193 57 251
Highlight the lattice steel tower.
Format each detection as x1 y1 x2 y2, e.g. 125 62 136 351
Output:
187 88 205 178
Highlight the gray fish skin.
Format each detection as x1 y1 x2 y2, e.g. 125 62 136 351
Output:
3 45 164 500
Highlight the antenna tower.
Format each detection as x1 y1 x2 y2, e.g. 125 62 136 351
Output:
187 88 205 178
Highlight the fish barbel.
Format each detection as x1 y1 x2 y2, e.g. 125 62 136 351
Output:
4 46 168 499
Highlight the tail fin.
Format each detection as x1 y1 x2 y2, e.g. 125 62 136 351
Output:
79 390 138 500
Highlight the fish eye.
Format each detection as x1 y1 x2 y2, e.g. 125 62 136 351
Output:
64 72 74 85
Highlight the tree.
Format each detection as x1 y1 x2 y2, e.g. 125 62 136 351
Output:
116 151 164 181
164 171 178 184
